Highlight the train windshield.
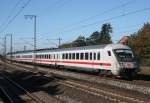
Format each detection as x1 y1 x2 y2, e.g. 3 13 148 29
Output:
114 49 135 62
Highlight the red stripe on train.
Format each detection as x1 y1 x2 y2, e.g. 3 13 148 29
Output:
17 58 111 66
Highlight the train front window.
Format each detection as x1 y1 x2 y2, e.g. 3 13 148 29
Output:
114 49 134 62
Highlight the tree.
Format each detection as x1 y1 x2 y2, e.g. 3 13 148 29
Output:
59 42 72 48
72 35 86 47
128 23 150 66
86 31 100 45
60 23 113 48
99 23 112 44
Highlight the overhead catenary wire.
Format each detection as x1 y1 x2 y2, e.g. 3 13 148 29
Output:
41 0 73 15
0 0 23 29
56 0 73 9
0 0 32 33
13 25 142 50
26 21 146 41
20 38 34 47
54 7 150 36
60 0 137 30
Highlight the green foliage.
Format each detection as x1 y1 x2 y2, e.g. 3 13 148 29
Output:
59 23 113 48
59 42 72 48
72 35 86 47
128 23 150 66
86 23 112 45
99 23 112 44
86 31 100 45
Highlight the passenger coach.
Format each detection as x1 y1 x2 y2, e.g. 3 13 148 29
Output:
7 44 139 78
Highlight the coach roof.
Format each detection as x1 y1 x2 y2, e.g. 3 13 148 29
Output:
8 44 129 54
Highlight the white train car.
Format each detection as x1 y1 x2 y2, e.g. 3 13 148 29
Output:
7 44 139 78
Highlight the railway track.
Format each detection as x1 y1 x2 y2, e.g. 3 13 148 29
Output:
57 79 149 103
8 61 150 87
0 85 14 103
0 70 45 103
1 61 150 103
3 61 150 96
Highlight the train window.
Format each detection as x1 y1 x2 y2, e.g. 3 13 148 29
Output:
76 53 79 60
72 53 75 59
85 52 88 60
62 53 65 59
90 52 92 60
80 53 84 60
94 53 96 60
66 53 68 59
69 53 71 59
54 54 55 59
97 52 100 60
57 54 59 59
108 51 111 56
48 54 50 59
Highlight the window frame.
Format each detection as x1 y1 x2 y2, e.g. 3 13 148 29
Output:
80 53 84 60
72 53 75 59
76 53 79 60
97 52 100 60
85 52 89 60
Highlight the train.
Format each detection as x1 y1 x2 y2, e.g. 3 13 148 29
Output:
6 44 139 79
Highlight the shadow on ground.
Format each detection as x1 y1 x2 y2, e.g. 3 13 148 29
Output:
135 74 150 81
1 69 64 96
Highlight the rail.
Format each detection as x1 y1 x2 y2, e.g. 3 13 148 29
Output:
0 71 45 103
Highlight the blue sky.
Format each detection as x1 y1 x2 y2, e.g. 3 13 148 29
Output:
0 0 150 52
